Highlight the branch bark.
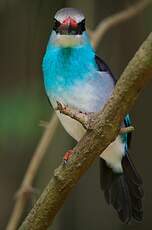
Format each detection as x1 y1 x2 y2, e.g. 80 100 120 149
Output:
56 101 134 133
19 33 152 230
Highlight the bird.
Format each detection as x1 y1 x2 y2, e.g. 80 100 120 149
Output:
42 7 143 223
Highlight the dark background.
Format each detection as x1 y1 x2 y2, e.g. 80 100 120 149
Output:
0 0 152 229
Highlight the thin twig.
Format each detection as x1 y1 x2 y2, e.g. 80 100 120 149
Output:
56 101 135 134
120 126 134 134
39 120 49 128
92 0 151 48
6 114 58 230
19 33 152 230
56 101 90 129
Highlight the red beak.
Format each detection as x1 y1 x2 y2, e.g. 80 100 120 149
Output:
61 16 78 29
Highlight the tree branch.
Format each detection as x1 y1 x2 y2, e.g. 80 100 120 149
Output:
92 0 151 48
120 126 134 134
56 101 90 129
6 1 151 229
56 101 134 134
19 33 152 230
6 114 58 230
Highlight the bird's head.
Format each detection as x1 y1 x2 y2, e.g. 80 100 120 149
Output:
51 8 87 47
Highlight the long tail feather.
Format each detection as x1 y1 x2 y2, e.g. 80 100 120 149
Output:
100 154 143 223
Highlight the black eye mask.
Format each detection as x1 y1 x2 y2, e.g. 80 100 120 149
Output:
53 19 86 35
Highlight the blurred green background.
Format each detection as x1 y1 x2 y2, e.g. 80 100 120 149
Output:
0 0 152 229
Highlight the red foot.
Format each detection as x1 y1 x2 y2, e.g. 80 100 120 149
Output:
63 149 74 163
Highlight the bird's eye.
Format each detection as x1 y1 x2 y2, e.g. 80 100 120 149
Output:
53 19 61 31
78 19 85 33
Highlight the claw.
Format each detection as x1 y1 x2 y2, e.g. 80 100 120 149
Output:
63 149 73 164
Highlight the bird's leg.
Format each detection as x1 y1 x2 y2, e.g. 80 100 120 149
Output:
63 149 74 164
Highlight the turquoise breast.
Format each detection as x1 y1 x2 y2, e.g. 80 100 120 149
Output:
42 41 97 97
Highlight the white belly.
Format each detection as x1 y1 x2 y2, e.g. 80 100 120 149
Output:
56 109 125 173
48 71 124 172
100 136 125 173
56 111 86 141
49 70 114 140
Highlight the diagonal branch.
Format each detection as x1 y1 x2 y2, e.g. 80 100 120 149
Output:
56 101 134 134
56 101 91 129
19 33 152 230
92 0 151 48
6 114 58 230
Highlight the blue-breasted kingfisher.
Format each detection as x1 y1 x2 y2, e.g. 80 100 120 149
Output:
42 8 143 223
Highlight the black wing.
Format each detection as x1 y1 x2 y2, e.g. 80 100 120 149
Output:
95 55 117 83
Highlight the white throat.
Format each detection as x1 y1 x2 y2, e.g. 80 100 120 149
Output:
55 35 83 47
50 31 83 47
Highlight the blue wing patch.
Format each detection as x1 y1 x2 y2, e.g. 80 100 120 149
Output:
122 114 132 152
